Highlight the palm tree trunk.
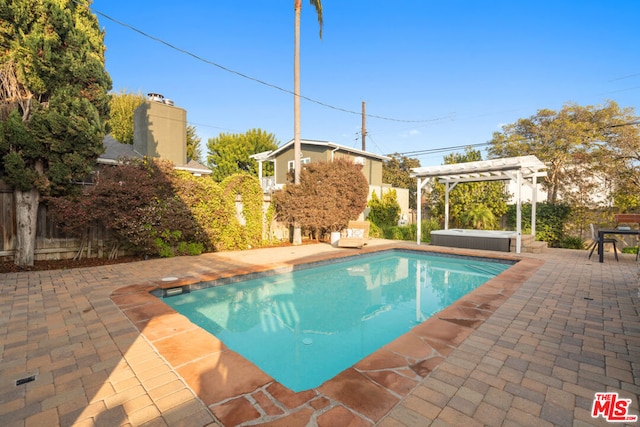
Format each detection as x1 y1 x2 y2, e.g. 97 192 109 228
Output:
292 0 302 245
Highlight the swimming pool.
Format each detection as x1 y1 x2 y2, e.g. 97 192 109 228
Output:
161 250 512 391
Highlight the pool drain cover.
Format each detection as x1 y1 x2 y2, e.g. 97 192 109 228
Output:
16 375 36 386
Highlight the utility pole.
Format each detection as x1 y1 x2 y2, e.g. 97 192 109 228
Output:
361 101 366 151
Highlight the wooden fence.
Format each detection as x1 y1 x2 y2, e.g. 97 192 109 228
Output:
0 183 117 261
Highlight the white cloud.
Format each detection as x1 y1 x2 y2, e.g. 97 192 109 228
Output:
400 129 421 138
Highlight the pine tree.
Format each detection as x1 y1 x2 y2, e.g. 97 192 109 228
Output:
186 124 203 163
0 0 112 266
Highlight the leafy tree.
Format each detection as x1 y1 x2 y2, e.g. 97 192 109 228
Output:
596 110 640 211
206 128 278 182
274 159 368 240
107 89 144 144
487 101 638 206
292 0 323 245
383 153 421 209
186 124 203 163
0 0 111 266
428 149 510 229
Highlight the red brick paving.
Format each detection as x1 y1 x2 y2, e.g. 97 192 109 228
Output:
1 241 638 426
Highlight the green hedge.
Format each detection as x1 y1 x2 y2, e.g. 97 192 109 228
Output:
506 203 571 248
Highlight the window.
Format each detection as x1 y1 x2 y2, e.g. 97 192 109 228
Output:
288 157 311 172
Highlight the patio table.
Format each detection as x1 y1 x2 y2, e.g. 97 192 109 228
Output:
598 228 640 263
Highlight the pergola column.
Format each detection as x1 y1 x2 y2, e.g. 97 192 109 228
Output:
410 156 547 252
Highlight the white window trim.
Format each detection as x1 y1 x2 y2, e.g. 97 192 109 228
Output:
288 157 311 171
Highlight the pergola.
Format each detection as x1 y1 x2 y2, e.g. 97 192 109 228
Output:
412 155 547 253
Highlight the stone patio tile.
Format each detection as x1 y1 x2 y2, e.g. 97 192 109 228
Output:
397 394 442 420
546 387 577 412
437 406 483 426
176 352 272 405
2 243 638 426
473 401 507 426
511 396 542 416
209 396 262 427
381 406 432 426
127 403 162 426
147 380 189 402
404 383 450 407
363 369 418 397
505 406 553 427
25 407 59 427
318 368 400 423
152 328 225 368
482 387 514 411
317 406 372 427
540 401 573 427
161 399 216 427
154 388 197 413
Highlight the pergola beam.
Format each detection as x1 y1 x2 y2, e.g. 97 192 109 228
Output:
411 155 547 254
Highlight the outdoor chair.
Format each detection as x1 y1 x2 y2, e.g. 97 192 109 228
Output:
338 220 370 249
587 223 618 262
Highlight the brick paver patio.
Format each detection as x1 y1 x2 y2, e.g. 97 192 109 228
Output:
0 240 638 426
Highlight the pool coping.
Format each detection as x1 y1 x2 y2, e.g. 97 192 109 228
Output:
110 243 544 426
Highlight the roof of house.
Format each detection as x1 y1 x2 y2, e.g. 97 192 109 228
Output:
176 159 213 176
97 135 211 175
98 134 143 164
265 139 391 161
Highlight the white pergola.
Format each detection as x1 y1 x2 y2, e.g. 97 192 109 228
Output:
412 155 547 253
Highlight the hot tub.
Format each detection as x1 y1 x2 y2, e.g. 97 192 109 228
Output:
430 229 516 252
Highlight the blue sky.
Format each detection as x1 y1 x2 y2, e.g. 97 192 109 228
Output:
92 1 640 166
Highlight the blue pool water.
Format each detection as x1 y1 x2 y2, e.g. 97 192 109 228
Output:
162 250 512 391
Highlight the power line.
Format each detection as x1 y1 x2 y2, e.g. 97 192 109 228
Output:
390 142 492 157
608 73 640 82
86 3 448 124
393 120 640 159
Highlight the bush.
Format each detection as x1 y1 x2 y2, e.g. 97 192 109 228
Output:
47 159 266 257
506 202 571 247
274 160 369 239
368 222 383 238
371 218 437 243
622 246 638 254
367 189 400 228
559 235 584 249
383 225 413 240
421 217 441 243
221 174 264 248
